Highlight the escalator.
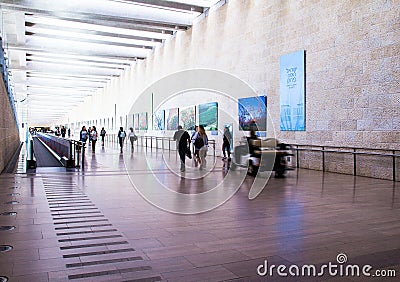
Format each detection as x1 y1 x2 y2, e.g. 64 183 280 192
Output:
32 137 63 167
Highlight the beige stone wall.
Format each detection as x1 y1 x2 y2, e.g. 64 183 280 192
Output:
0 73 20 172
69 0 399 180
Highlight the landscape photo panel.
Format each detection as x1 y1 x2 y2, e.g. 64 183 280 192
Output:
198 102 218 131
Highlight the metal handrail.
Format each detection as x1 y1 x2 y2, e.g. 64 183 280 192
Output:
291 144 398 181
102 133 217 156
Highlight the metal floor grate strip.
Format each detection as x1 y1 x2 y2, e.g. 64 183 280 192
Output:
66 256 143 268
52 211 101 216
58 234 122 242
55 224 112 230
67 266 152 280
48 198 90 201
123 277 163 282
53 215 105 220
50 201 92 205
50 204 96 208
51 208 98 212
56 229 118 236
42 177 160 282
54 219 108 225
60 241 128 250
63 248 135 258
47 195 87 198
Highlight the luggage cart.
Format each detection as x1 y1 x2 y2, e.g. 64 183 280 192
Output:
230 138 295 177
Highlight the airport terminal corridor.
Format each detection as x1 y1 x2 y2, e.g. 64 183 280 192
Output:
1 141 399 281
1 0 399 281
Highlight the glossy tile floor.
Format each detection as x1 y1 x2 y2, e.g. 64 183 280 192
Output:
1 141 399 281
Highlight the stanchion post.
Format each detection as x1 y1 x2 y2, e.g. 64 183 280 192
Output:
82 143 85 170
393 150 396 182
30 139 34 160
353 148 357 176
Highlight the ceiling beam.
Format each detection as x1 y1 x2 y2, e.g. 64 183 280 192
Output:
25 33 154 50
111 0 204 13
1 2 191 31
25 23 164 43
26 58 127 70
6 45 147 61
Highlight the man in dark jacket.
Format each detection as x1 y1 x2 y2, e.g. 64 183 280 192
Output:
173 125 191 172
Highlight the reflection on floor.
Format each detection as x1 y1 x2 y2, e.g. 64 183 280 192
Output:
0 141 399 281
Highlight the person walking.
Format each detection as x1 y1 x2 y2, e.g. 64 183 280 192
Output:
80 126 88 143
100 127 106 146
222 126 232 161
118 127 126 153
61 126 66 138
128 127 137 150
173 125 191 172
191 125 200 166
90 126 98 153
87 127 92 146
196 125 208 170
79 126 88 153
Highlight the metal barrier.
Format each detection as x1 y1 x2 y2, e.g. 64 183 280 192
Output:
70 140 85 169
102 133 216 156
292 144 399 181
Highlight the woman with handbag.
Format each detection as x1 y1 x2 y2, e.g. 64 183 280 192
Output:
128 127 137 150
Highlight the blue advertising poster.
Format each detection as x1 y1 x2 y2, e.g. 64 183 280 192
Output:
280 50 305 131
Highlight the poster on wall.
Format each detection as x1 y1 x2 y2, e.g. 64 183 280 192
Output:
139 112 148 130
134 113 139 131
280 50 305 131
166 108 179 130
153 110 165 130
238 96 267 131
199 102 218 131
179 106 196 130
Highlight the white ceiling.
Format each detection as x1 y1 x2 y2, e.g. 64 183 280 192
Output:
0 0 221 125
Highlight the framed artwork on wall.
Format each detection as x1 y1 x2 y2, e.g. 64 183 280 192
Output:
153 110 165 130
198 102 218 131
139 112 148 130
134 113 139 131
179 105 196 130
166 108 179 130
238 96 267 131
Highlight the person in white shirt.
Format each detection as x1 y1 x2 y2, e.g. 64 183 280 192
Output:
90 126 98 153
196 125 208 170
128 127 137 150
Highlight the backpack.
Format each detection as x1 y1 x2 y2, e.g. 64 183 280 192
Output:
194 135 204 149
120 131 126 138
